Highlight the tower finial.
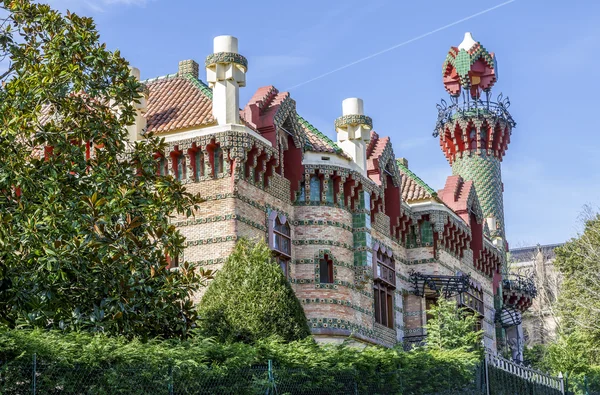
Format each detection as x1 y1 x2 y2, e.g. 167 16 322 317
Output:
442 32 497 99
458 32 477 51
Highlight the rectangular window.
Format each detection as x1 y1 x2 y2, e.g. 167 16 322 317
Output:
158 157 168 176
195 151 204 179
325 182 334 204
309 175 321 202
374 290 381 324
176 155 184 180
319 258 333 284
387 293 394 329
421 221 434 246
214 147 223 175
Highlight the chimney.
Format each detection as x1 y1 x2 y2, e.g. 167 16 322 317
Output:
178 59 199 78
205 35 247 125
126 66 147 142
335 98 372 174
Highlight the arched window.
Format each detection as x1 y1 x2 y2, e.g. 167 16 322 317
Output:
309 175 321 202
213 146 224 175
269 211 291 277
319 255 333 284
194 150 204 179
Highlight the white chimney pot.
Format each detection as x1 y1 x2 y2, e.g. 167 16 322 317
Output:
342 98 364 116
129 66 141 81
214 35 238 53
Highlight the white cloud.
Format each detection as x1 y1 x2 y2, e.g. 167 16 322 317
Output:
43 0 152 13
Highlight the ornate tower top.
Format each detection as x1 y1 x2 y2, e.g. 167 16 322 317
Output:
433 32 515 243
442 32 498 99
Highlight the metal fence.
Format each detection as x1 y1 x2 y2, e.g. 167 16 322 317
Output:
0 353 571 395
0 355 478 395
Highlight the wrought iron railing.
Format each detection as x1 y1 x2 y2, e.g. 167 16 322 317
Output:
433 92 516 136
502 273 538 299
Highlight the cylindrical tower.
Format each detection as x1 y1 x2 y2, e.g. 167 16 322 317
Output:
434 32 515 246
434 32 517 353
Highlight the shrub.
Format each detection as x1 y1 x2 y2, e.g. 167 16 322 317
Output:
196 239 311 343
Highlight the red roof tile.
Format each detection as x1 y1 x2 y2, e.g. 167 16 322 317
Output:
397 159 437 202
145 75 215 133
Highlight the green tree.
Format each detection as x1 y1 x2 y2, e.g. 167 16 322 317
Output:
424 296 483 352
197 238 311 343
554 212 600 347
0 0 210 339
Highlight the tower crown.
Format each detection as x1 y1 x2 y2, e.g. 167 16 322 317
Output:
442 32 498 99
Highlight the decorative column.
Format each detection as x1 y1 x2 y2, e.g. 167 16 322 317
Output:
335 98 372 175
205 36 248 126
126 66 147 143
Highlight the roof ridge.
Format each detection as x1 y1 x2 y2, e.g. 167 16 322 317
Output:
396 159 437 197
181 73 213 100
141 73 214 100
141 73 179 84
296 115 343 155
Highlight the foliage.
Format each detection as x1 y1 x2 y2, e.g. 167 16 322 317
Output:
523 344 552 372
0 0 210 339
554 213 600 344
197 239 310 343
0 327 483 394
425 296 483 353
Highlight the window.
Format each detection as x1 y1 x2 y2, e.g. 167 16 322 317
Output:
166 253 179 269
420 220 434 246
194 150 204 179
325 181 334 203
309 175 321 202
373 244 396 329
297 180 306 202
459 282 484 316
269 212 291 277
213 146 224 175
319 255 334 284
176 154 185 181
157 156 168 176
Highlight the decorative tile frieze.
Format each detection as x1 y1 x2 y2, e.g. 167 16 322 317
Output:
293 219 353 232
185 235 238 246
293 239 354 251
302 298 373 316
308 317 375 338
173 214 267 232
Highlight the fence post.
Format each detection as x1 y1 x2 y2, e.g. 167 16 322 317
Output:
266 359 275 395
558 372 564 395
168 364 173 395
32 353 36 395
484 355 490 395
585 374 589 395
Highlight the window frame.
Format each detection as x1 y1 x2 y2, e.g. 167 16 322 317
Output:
268 211 291 277
319 254 334 284
373 243 396 329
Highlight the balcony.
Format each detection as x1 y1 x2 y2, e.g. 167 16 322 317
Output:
502 273 537 312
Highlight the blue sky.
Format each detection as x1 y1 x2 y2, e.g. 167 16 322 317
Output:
45 0 600 246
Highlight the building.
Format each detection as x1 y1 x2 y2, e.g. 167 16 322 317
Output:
510 244 563 346
127 32 536 352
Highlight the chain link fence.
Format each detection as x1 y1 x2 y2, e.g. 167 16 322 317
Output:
0 355 486 394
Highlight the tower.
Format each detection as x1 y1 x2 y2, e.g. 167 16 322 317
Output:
434 32 515 248
434 32 517 352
